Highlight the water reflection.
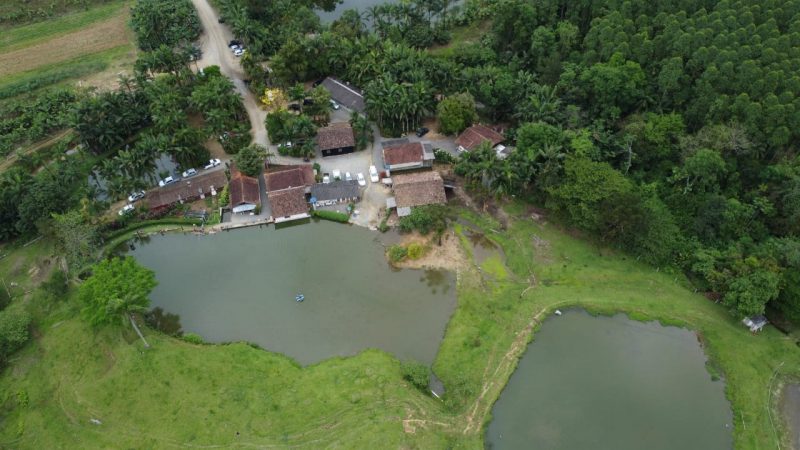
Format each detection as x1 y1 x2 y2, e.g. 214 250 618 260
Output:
145 307 183 336
421 269 450 295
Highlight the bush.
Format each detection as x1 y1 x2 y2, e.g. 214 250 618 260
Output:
400 360 430 392
41 269 68 298
378 218 389 233
434 149 457 164
398 205 449 235
388 245 408 263
0 288 9 311
0 306 31 367
312 210 349 223
219 184 230 207
182 332 204 344
407 243 426 260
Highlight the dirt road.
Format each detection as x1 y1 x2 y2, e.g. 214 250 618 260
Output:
189 0 268 147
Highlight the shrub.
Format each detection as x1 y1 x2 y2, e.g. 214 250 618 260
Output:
0 306 31 367
41 269 68 298
182 332 204 344
378 218 389 233
407 243 426 260
312 210 349 223
400 360 430 392
398 205 449 235
434 149 457 164
388 245 408 263
0 289 9 311
219 184 230 207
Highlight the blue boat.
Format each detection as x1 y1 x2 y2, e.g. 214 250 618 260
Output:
295 294 305 302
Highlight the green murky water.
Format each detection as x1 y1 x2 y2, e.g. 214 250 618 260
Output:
129 222 455 365
486 310 733 449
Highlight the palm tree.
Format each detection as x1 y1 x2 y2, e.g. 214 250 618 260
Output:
106 293 150 348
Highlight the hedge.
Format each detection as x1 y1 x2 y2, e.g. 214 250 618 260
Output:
312 210 350 223
103 218 205 243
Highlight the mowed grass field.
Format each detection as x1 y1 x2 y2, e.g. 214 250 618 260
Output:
0 205 798 447
0 1 136 94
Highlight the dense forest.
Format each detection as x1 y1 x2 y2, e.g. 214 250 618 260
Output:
216 0 800 322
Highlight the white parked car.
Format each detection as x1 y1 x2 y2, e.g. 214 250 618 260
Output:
118 204 135 216
345 171 352 181
329 99 340 110
158 176 176 187
369 165 379 183
322 174 330 184
234 49 244 57
204 158 221 169
357 172 366 186
332 169 341 180
182 168 197 178
127 191 145 203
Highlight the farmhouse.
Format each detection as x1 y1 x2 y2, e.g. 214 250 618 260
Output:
229 165 260 214
455 124 505 152
310 180 360 208
145 170 227 211
390 171 447 217
265 165 315 193
317 123 355 157
382 141 434 172
320 77 365 113
269 187 310 223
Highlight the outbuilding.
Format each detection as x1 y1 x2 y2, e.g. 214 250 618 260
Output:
320 77 365 113
382 141 434 172
229 165 260 214
310 180 361 208
455 124 505 153
390 171 447 217
145 170 227 211
317 123 356 157
269 187 310 223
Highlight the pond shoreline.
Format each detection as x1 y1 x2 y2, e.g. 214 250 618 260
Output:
485 309 733 449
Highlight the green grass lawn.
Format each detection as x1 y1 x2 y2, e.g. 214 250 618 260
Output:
0 204 798 448
429 20 492 58
0 1 127 52
0 45 134 94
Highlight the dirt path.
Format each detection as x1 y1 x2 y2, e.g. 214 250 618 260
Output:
0 129 73 174
0 13 130 77
190 0 268 147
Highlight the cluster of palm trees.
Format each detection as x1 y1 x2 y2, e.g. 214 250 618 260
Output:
455 137 568 198
364 76 433 136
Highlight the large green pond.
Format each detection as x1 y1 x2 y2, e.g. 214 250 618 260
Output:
128 222 455 365
486 310 733 449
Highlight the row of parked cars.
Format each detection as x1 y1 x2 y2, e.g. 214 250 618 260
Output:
320 165 380 186
118 158 221 216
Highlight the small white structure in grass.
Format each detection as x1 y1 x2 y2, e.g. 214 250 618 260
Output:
742 315 768 333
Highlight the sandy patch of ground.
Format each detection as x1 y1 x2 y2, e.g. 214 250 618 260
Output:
390 231 468 272
0 12 131 77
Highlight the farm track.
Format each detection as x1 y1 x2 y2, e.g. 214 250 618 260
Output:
0 12 130 78
190 0 269 147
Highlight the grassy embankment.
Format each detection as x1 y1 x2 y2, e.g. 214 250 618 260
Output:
0 203 798 448
0 1 135 98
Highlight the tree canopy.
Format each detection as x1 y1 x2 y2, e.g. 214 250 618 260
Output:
78 257 157 327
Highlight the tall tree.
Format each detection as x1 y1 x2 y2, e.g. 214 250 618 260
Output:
78 257 157 347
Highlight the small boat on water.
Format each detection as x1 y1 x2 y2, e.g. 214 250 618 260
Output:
295 294 305 302
554 309 562 316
